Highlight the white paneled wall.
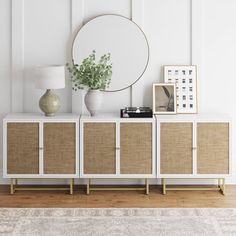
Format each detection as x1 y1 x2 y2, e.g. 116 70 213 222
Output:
0 0 11 180
84 0 131 23
139 0 191 107
200 0 236 184
23 0 72 113
0 0 235 184
8 0 193 114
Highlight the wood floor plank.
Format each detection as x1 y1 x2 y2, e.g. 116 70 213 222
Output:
0 185 235 208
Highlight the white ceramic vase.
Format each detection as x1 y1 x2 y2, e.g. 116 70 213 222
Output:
84 89 103 116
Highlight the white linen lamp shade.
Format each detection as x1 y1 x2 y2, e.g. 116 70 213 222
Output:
35 65 65 117
35 65 65 89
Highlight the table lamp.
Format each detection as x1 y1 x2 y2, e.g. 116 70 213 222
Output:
35 65 65 117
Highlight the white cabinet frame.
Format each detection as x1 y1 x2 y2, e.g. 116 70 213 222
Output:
3 115 79 179
157 116 232 179
80 117 156 179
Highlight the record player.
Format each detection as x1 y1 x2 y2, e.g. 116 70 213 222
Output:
120 107 153 118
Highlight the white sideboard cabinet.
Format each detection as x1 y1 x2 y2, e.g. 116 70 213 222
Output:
3 113 79 194
157 114 231 194
80 113 156 194
3 113 231 196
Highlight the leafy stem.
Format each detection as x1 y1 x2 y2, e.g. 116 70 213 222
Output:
66 50 112 91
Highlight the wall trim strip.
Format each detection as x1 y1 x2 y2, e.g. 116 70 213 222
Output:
131 0 144 107
191 0 203 65
11 0 24 112
71 0 85 114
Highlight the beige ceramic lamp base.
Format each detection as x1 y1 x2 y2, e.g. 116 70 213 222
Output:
39 89 61 117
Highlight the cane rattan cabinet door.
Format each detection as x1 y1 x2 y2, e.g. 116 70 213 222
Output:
160 122 193 174
197 123 229 174
7 123 39 174
120 123 152 174
43 123 76 174
83 122 116 174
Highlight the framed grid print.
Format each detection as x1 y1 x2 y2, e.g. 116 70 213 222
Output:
153 83 176 115
164 65 198 114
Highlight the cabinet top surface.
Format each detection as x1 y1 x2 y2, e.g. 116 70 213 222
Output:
81 113 155 121
155 114 231 121
3 112 230 122
4 113 80 121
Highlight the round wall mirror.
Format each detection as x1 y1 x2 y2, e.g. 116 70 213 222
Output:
72 15 149 92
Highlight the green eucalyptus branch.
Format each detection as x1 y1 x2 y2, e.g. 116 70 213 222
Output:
66 50 112 91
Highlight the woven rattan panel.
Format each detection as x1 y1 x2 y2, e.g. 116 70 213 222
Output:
160 123 193 174
7 123 39 174
197 123 229 174
44 123 76 174
120 123 152 174
84 123 116 174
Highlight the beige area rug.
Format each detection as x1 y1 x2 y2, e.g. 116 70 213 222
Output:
0 208 236 236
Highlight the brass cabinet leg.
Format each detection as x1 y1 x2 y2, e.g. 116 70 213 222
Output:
162 178 166 195
10 178 14 195
10 178 75 194
69 178 74 195
223 178 226 195
87 179 90 195
162 178 226 194
145 179 149 195
220 178 225 195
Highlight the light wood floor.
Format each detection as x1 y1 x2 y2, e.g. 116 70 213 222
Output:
0 185 236 208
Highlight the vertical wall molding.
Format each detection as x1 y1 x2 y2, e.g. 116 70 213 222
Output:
191 0 203 113
131 0 144 107
131 0 144 27
191 0 203 65
71 0 85 114
11 0 24 112
71 0 84 32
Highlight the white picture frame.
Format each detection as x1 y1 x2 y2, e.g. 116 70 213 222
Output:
153 83 176 115
164 65 198 114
